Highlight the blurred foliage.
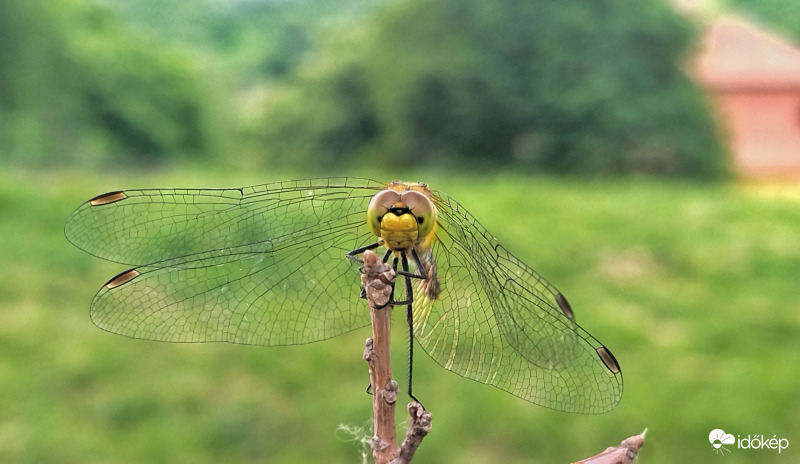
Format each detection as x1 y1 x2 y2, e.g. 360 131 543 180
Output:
727 0 800 40
4 167 800 463
2 0 733 176
96 0 381 81
0 0 222 165
260 0 728 177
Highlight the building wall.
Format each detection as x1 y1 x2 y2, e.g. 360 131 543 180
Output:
711 90 800 176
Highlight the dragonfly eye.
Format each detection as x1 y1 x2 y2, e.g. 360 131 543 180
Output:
401 190 436 238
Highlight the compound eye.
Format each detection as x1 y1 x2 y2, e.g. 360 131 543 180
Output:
366 189 401 237
401 190 436 237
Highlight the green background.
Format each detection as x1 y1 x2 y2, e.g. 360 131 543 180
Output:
2 0 799 462
3 168 799 463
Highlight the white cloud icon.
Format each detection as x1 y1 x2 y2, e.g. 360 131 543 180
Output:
709 428 736 453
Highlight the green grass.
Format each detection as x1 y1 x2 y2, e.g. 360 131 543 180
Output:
2 166 798 463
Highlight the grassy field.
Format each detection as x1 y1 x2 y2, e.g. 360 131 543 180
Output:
1 166 798 463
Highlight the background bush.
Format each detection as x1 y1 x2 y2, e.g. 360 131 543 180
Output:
2 0 767 176
258 0 728 177
0 0 221 165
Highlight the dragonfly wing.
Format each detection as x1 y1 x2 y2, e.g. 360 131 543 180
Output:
68 177 387 345
412 191 623 413
65 177 384 265
91 230 371 345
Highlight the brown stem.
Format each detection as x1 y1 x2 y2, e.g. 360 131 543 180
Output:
361 250 432 464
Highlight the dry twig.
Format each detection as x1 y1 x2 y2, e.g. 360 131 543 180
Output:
573 429 647 464
361 250 432 464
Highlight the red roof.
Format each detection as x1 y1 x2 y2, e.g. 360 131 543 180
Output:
695 16 800 91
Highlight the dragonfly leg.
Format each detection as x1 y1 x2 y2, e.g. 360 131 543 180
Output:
395 248 427 279
402 261 424 407
347 242 392 267
345 242 381 264
389 253 415 306
406 301 423 407
410 248 428 279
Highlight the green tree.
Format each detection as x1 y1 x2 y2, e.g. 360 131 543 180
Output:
259 0 727 177
0 0 221 164
728 0 800 40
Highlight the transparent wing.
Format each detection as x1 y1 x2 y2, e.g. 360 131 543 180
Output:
65 177 386 345
66 177 622 412
411 190 623 413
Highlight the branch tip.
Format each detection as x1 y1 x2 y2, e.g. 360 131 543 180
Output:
572 428 647 464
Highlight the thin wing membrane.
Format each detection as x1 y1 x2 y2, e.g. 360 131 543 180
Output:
67 177 387 345
411 189 622 413
65 177 384 265
67 176 622 412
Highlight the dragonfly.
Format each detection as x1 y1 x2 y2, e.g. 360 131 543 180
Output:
65 177 622 414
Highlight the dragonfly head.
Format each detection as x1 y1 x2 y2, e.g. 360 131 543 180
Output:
367 185 436 252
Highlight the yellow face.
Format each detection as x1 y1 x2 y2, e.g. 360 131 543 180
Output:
366 182 437 252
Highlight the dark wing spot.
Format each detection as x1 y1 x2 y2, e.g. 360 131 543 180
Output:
596 346 621 374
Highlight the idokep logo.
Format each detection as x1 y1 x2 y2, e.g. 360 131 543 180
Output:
709 429 736 455
709 428 790 456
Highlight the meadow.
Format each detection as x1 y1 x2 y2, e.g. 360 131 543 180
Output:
2 166 798 463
